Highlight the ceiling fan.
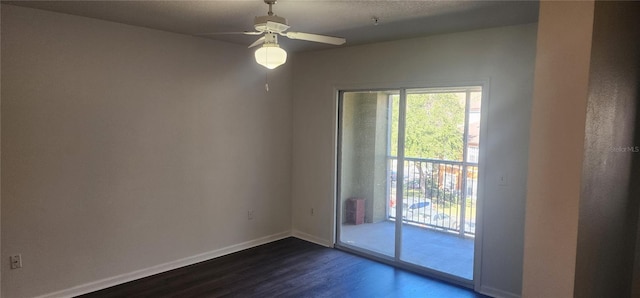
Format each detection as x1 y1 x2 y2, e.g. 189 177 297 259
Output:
205 0 346 69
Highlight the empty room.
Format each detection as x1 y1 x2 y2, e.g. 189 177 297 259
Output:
2 1 639 297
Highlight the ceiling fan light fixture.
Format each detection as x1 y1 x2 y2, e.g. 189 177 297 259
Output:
254 43 287 69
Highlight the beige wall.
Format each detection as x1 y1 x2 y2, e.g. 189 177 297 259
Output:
522 1 594 297
292 24 538 297
1 5 292 297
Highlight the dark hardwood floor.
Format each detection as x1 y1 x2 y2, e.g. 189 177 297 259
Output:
79 237 488 298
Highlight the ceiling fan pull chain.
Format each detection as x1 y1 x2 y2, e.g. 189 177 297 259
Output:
265 70 270 92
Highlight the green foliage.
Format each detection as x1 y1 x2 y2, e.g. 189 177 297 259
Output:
390 93 465 161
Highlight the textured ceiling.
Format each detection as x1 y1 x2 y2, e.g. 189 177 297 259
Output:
3 0 539 52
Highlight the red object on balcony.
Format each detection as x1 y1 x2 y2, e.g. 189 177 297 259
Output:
346 198 365 225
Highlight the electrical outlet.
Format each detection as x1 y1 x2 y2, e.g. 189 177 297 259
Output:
10 254 22 269
248 210 254 220
498 172 508 186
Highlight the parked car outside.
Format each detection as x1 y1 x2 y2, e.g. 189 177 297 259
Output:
464 221 476 233
430 213 458 230
404 179 421 189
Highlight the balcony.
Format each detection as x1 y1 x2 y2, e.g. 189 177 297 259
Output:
340 157 478 280
341 221 475 279
388 157 478 237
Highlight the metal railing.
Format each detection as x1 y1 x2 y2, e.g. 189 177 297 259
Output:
388 157 478 236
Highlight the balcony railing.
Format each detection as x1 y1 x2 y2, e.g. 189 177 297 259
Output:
388 157 478 236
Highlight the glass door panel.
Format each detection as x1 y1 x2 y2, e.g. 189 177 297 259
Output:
399 87 480 280
337 90 399 258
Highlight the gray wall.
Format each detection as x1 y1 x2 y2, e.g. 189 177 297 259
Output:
292 23 537 297
575 1 640 297
1 5 292 298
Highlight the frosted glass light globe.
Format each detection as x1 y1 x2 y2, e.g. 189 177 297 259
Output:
255 44 287 69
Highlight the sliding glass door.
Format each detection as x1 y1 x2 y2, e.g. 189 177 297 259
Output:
336 86 483 286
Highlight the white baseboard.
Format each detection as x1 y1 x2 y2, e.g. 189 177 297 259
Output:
479 285 521 298
292 229 333 247
35 230 292 298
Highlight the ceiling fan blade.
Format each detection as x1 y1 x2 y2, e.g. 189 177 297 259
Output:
284 32 346 45
195 31 262 36
248 36 266 48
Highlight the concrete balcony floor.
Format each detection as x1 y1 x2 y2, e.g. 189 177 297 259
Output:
340 220 474 280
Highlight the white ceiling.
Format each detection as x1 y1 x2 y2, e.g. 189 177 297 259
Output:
3 0 539 52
